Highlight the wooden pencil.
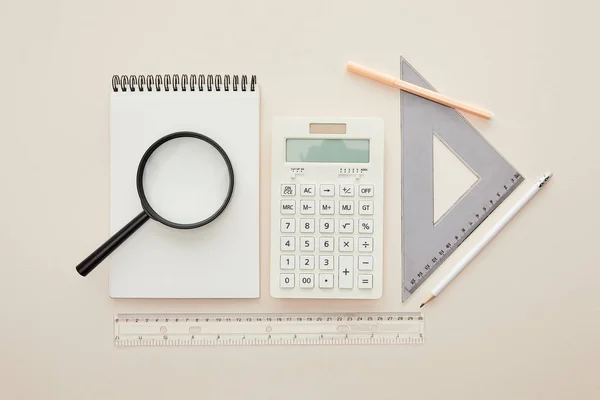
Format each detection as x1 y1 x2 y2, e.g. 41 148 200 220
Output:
346 61 493 120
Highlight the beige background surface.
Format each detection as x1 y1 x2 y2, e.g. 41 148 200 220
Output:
1 0 599 399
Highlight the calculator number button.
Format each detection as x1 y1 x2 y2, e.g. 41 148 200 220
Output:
339 237 354 252
339 201 354 215
300 218 315 233
358 256 373 270
320 184 335 196
299 273 315 288
359 185 374 197
280 200 296 215
319 255 334 270
320 200 335 215
319 273 334 289
338 256 354 289
319 219 334 233
358 274 373 289
339 218 354 233
281 184 296 196
319 237 334 252
280 218 295 233
358 201 373 215
280 255 295 270
358 219 373 234
280 273 295 288
300 237 315 252
358 238 373 252
300 184 315 196
340 184 355 197
300 255 315 270
300 200 315 215
280 236 295 251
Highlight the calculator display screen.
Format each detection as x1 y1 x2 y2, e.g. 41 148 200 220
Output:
286 139 370 163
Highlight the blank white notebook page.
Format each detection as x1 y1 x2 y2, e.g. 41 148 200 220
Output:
109 86 260 298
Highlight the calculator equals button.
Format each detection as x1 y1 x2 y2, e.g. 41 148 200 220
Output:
358 274 373 289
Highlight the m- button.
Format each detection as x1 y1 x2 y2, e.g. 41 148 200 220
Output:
359 185 374 197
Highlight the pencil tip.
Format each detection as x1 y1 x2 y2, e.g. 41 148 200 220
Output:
419 303 424 308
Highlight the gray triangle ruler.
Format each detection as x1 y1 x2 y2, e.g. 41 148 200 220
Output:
401 58 524 301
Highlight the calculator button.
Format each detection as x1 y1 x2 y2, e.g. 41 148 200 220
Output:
319 218 334 233
280 273 295 288
358 219 373 234
300 184 315 196
339 237 354 252
320 184 335 197
300 200 315 215
280 200 296 215
358 237 373 252
319 273 334 289
299 255 315 269
339 200 354 215
299 273 315 288
358 256 373 270
300 237 315 251
340 184 355 197
300 219 315 233
358 201 373 215
319 200 335 215
319 255 334 270
280 255 295 270
339 218 354 233
280 236 295 251
281 184 296 196
280 218 296 233
338 256 354 288
358 274 373 289
319 237 334 252
359 185 374 197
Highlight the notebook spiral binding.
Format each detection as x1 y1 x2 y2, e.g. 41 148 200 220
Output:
112 74 257 93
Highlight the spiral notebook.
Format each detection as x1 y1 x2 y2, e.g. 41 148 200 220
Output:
109 74 260 298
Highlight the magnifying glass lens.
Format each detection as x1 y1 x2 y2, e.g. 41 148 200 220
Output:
141 136 232 225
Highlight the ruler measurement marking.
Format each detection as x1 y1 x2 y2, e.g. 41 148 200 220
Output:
114 312 424 347
406 174 523 294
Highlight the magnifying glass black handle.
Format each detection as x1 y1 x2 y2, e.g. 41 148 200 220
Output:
76 212 150 277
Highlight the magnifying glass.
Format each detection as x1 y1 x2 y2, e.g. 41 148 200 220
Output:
76 131 234 277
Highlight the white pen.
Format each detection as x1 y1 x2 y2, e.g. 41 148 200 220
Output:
420 172 553 307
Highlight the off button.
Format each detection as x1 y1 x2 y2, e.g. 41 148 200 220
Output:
359 184 374 197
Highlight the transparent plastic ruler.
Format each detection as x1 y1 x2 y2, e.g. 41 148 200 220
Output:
114 312 424 346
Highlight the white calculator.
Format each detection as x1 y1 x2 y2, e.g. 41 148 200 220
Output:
270 117 384 299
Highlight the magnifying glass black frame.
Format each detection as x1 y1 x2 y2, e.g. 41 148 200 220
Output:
75 131 234 277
